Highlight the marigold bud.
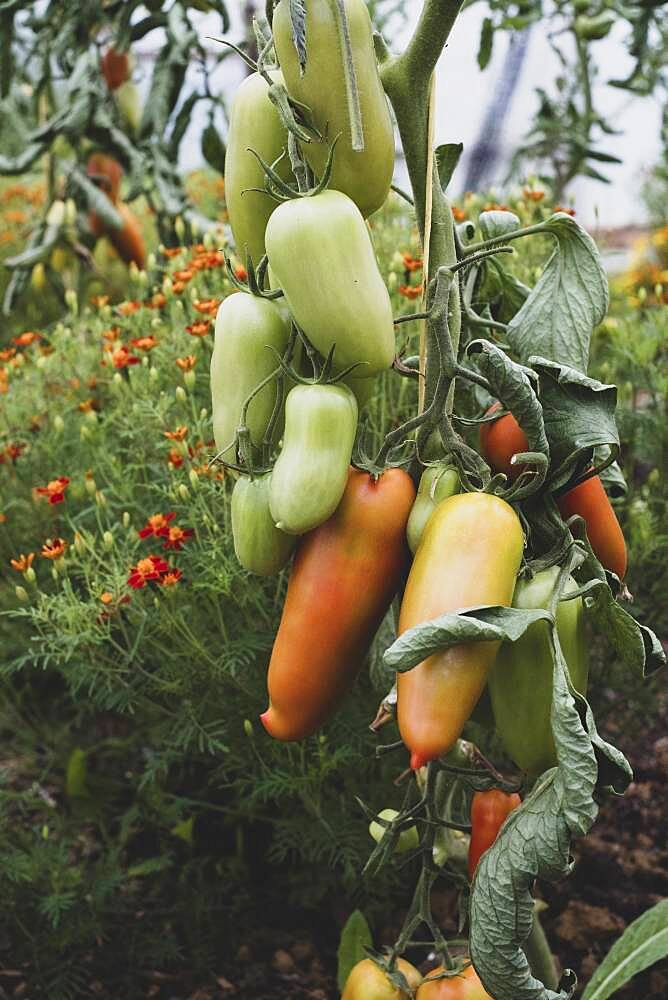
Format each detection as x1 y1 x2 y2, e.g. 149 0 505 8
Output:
178 484 190 502
122 511 131 528
174 215 185 240
53 414 65 434
175 386 187 403
15 585 29 602
243 719 253 738
24 567 36 584
103 530 114 550
64 288 78 315
96 490 107 507
188 469 199 490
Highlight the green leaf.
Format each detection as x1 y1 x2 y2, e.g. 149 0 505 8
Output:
384 606 553 673
582 579 665 678
597 456 626 498
288 0 307 74
479 210 520 241
435 142 463 192
69 167 124 230
65 748 87 799
581 900 668 1000
478 17 494 70
337 910 372 992
507 214 609 374
201 120 226 173
3 224 60 269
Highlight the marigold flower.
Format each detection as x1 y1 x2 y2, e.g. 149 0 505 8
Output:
234 265 248 281
78 398 99 413
164 425 188 442
161 525 193 551
101 326 122 342
193 298 221 316
160 569 182 587
0 348 16 362
483 202 509 212
175 355 197 372
131 335 159 351
163 246 185 258
117 300 141 316
41 537 68 560
6 442 26 461
111 345 140 369
35 476 70 505
127 554 170 589
173 269 194 283
400 253 423 272
172 281 186 294
167 448 184 468
398 284 424 300
138 512 176 539
523 188 545 203
553 205 576 217
185 321 211 338
146 292 166 310
12 331 42 347
10 552 35 572
451 206 467 222
90 295 110 308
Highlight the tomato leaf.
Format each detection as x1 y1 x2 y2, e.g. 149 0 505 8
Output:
579 578 666 678
507 214 608 375
479 210 520 241
287 0 308 75
580 900 668 1000
384 606 554 673
435 142 463 192
337 910 372 992
69 167 124 231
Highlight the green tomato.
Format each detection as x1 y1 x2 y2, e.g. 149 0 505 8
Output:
265 190 395 376
224 70 293 266
269 383 357 535
488 566 589 778
210 292 292 461
231 474 295 576
406 466 460 554
368 808 419 854
574 12 615 40
272 0 394 218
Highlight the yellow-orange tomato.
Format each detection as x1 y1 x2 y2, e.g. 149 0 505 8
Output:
417 965 493 999
101 46 130 90
87 153 123 204
397 493 524 769
343 958 422 1000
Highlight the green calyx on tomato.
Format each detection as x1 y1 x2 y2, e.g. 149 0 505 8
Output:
269 383 358 535
272 0 394 219
210 291 292 462
488 566 589 777
262 468 415 741
406 465 460 554
397 492 524 770
265 189 395 377
231 474 295 577
224 70 293 267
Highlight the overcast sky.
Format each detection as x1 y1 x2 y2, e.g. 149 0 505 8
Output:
134 1 663 229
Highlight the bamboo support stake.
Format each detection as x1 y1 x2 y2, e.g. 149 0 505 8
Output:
418 72 436 414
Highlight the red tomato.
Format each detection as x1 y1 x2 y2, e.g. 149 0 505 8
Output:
87 153 123 204
101 47 130 90
417 964 493 999
468 789 521 880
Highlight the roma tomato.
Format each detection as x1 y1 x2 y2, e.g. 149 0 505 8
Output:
261 467 416 740
417 964 492 999
272 0 394 218
406 465 460 554
224 70 293 266
231 474 295 577
479 404 627 578
265 190 395 376
106 202 146 268
342 957 422 1000
468 789 521 880
101 46 130 90
488 566 588 777
269 383 358 535
210 292 292 461
397 493 524 769
87 153 123 203
115 80 142 135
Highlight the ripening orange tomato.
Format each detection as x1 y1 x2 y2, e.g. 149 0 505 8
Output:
417 964 493 999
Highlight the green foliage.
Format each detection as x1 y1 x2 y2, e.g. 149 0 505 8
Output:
580 899 668 1000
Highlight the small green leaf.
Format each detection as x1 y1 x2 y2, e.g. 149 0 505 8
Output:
170 816 194 844
479 210 520 241
583 579 666 678
478 17 494 70
337 910 372 992
435 142 463 192
65 748 87 799
581 900 668 1000
288 0 307 74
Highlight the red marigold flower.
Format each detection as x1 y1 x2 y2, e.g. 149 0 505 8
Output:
35 476 70 505
160 569 182 587
6 442 26 461
164 425 188 442
175 355 197 372
111 345 140 369
131 335 158 351
117 300 141 316
127 554 169 589
12 331 42 347
138 512 176 539
234 265 247 281
161 525 193 551
185 320 211 338
398 284 424 300
41 537 68 560
10 552 34 572
0 348 17 362
193 299 220 316
451 206 467 222
401 253 423 272
173 269 194 283
553 205 576 217
167 448 184 468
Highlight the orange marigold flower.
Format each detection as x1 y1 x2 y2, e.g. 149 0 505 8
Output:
164 425 188 442
127 554 170 589
553 205 576 217
172 281 186 294
191 251 223 271
6 442 26 461
101 326 122 342
138 512 176 539
161 525 193 551
117 300 141 315
173 269 194 283
78 398 98 413
234 265 248 281
167 448 184 468
146 292 166 310
35 476 70 505
523 188 545 203
41 537 68 560
10 552 35 572
111 345 140 369
131 335 158 351
483 202 509 212
401 253 423 272
0 513 6 523
12 331 41 347
193 298 221 316
175 355 197 372
90 295 110 308
451 206 467 222
398 284 424 300
160 569 182 587
100 592 114 605
163 246 185 258
0 347 16 362
185 320 211 338
5 209 27 224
